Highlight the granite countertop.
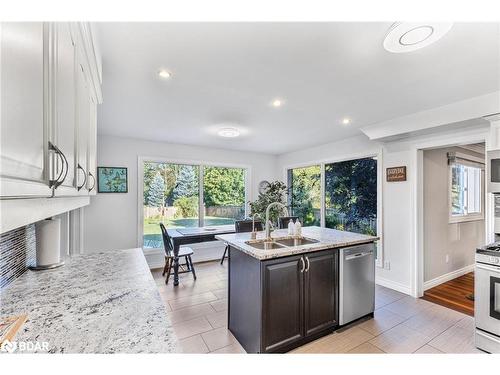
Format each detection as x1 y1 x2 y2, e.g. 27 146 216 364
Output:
0 248 178 353
216 226 378 260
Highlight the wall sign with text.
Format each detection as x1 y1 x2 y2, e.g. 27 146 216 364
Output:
386 166 407 182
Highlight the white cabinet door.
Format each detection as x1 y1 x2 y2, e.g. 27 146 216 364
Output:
0 22 52 197
52 22 78 196
87 95 97 195
75 56 90 195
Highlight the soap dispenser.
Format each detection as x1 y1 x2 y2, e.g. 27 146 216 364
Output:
288 219 295 236
295 219 302 237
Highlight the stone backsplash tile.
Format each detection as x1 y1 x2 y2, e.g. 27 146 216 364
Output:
0 224 36 289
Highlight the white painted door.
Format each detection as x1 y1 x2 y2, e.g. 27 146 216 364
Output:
0 22 52 197
75 59 90 195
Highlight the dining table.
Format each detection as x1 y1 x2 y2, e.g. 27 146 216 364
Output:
167 224 235 286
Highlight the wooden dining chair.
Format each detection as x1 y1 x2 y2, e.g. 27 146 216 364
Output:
278 216 299 229
160 223 196 284
220 219 263 265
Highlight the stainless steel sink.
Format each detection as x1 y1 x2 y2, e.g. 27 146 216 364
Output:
244 237 319 250
244 240 285 250
275 237 319 247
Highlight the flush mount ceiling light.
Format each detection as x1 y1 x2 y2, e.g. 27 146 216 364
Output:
271 99 284 108
342 118 351 125
383 22 453 53
158 69 172 79
217 127 240 138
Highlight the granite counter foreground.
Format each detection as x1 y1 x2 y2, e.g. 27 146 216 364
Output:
216 226 378 260
0 248 178 353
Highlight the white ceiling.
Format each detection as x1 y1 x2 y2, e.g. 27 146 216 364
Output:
96 22 500 155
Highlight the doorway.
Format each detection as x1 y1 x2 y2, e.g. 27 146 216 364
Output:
420 142 486 315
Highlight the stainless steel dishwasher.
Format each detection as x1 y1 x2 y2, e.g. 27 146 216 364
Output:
339 243 375 325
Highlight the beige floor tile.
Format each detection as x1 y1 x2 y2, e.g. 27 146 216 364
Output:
369 324 431 353
211 343 246 354
205 310 228 329
292 326 374 354
428 318 482 354
210 298 228 312
167 302 216 324
347 342 385 353
172 316 214 339
383 296 434 319
201 327 238 351
358 308 407 336
402 304 463 340
179 334 210 353
414 344 444 354
169 291 219 310
212 288 228 299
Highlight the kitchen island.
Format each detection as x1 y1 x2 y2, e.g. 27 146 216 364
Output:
0 248 178 353
216 226 378 353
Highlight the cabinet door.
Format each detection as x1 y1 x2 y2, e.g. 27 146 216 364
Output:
262 255 304 352
75 57 90 195
304 250 337 336
86 95 97 194
53 22 77 194
0 22 52 197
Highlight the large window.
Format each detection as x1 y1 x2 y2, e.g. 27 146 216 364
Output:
287 165 321 226
325 157 377 236
203 166 246 226
142 161 247 248
449 162 483 222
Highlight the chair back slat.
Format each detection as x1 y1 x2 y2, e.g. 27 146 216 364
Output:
159 223 174 257
235 219 263 233
278 216 299 229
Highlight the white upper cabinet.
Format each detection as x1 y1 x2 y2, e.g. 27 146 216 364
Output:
0 22 52 197
0 22 102 199
52 22 77 195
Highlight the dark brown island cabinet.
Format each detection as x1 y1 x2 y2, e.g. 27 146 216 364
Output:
228 247 339 353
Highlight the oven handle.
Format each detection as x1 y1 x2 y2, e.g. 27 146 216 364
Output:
476 329 500 344
476 263 500 273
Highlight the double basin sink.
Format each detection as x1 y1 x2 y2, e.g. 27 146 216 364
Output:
244 236 319 250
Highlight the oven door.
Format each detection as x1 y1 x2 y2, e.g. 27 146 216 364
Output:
476 262 500 336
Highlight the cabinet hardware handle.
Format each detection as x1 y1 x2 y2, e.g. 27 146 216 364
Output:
48 142 68 189
300 257 305 273
305 257 310 272
88 172 96 191
77 164 87 191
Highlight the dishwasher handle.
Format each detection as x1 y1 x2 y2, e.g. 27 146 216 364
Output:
345 252 373 261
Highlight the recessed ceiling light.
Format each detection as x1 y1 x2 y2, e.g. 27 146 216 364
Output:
271 99 283 108
217 127 240 138
342 118 351 125
383 22 453 53
158 69 172 79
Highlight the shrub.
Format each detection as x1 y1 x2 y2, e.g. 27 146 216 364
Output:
173 196 198 218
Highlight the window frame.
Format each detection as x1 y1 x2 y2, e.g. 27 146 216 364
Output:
448 161 485 224
138 156 251 250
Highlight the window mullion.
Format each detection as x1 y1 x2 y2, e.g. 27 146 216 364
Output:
199 165 204 227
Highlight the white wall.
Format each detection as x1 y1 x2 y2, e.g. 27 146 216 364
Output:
83 135 277 256
423 147 484 285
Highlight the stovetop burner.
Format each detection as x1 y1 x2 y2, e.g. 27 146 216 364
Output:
477 242 500 257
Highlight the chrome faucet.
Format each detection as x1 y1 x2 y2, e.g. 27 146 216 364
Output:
265 202 289 241
251 213 260 233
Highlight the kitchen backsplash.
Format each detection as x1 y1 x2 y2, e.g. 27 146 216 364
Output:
0 224 36 289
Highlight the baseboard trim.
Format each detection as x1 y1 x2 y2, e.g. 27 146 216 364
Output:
375 276 411 295
423 264 475 291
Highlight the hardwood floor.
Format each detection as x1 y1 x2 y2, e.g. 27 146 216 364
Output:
152 261 481 353
421 273 474 316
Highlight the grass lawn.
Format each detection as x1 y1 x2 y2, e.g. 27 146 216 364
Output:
143 216 236 248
